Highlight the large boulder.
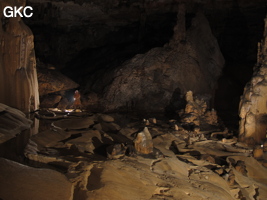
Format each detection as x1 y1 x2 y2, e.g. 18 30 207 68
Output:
97 7 224 112
0 0 39 113
38 68 79 96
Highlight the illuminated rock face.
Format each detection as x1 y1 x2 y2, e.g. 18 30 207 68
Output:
134 127 153 154
239 16 267 145
0 0 39 113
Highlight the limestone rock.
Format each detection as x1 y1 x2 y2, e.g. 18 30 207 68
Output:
97 114 115 122
239 15 267 145
134 127 153 154
0 103 32 144
180 91 218 129
204 109 218 125
0 158 74 200
98 10 224 112
66 130 102 154
253 146 264 159
52 117 95 130
0 0 39 113
38 68 79 96
40 94 62 108
100 122 121 133
106 143 126 159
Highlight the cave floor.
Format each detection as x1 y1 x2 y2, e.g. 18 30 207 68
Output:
2 110 267 200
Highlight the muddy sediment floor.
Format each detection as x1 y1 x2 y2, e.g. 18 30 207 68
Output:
1 110 267 200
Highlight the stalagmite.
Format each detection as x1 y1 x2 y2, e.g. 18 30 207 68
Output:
0 0 39 113
239 14 267 145
134 127 153 154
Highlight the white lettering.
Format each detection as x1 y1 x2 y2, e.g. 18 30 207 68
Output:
3 6 13 18
14 6 23 18
23 6 33 18
3 6 33 18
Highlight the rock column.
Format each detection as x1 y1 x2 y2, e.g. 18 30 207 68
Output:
0 0 39 113
239 15 267 145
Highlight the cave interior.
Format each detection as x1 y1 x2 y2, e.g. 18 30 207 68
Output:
1 0 267 200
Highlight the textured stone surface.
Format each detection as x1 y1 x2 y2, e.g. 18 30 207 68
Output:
0 158 74 200
19 112 267 200
134 127 153 154
40 94 62 108
179 91 218 129
0 103 32 144
97 114 115 123
52 117 95 130
239 15 267 145
38 68 79 96
97 10 224 112
0 0 39 113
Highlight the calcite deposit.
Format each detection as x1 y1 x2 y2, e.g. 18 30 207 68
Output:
95 6 224 112
134 127 154 154
3 110 265 200
180 91 218 130
0 0 39 113
239 15 267 145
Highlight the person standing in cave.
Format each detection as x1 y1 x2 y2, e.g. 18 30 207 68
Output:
73 90 82 110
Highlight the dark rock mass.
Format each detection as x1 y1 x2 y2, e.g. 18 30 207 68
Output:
97 9 224 112
38 68 79 96
0 103 32 144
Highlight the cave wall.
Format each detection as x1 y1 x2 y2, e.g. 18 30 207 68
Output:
20 0 266 114
0 0 39 113
239 15 267 145
24 0 266 69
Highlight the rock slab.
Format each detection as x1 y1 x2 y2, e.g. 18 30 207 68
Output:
0 158 74 200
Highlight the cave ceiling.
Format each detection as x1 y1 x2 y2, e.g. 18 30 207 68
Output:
25 0 266 70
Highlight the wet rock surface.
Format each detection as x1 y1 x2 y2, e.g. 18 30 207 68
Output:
0 107 266 200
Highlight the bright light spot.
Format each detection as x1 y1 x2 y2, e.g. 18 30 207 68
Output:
48 108 61 112
65 109 74 112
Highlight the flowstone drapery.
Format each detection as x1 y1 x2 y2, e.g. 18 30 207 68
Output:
239 16 267 145
0 0 39 113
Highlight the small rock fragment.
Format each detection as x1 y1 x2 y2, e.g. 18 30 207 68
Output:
98 114 114 122
106 143 126 159
253 145 264 159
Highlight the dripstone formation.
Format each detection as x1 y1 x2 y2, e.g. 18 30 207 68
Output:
0 0 39 113
179 91 218 130
89 4 224 112
239 15 267 145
